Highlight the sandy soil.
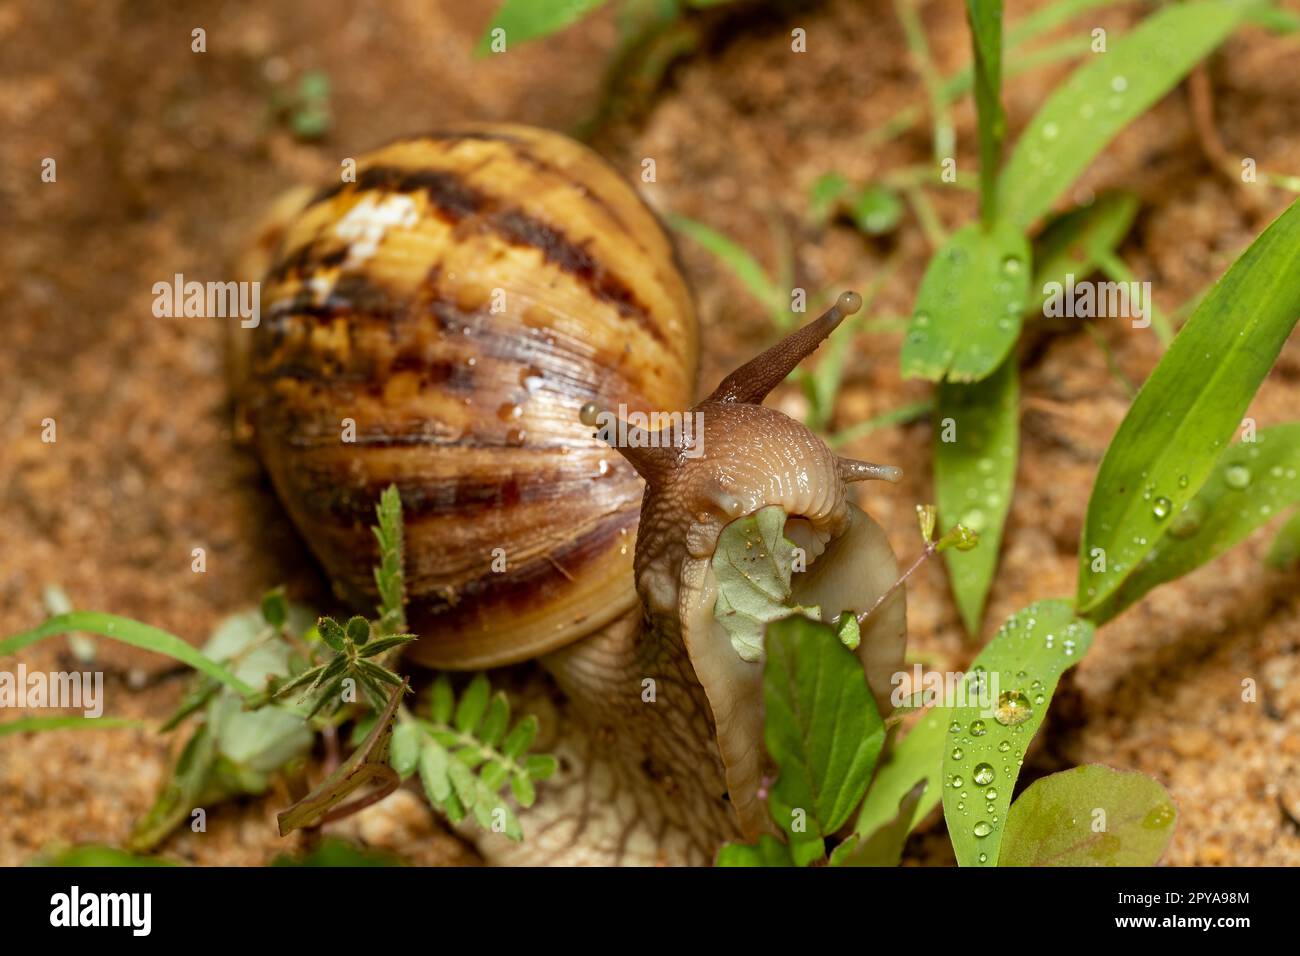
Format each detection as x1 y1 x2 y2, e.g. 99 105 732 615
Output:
1 0 1298 866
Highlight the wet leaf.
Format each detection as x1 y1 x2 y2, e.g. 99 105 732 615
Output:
934 354 1019 635
1089 424 1300 623
942 600 1094 867
997 0 1251 229
1078 198 1300 616
900 220 1030 383
999 765 1177 866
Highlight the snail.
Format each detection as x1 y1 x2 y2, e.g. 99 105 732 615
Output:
235 123 906 865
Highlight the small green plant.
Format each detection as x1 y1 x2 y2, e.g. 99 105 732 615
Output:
0 485 556 858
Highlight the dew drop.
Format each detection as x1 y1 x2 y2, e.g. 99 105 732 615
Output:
951 747 964 761
1151 496 1172 520
973 763 995 786
969 719 987 737
973 821 993 838
1225 465 1252 490
994 690 1033 726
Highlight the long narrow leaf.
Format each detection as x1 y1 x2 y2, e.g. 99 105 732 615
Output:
1078 197 1300 615
996 0 1251 229
1088 424 1300 625
0 612 255 698
965 0 1005 223
935 355 1019 635
942 601 1094 866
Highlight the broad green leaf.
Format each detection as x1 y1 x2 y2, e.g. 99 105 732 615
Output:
0 612 255 698
999 765 1177 866
1078 197 1300 616
900 220 1030 383
935 355 1019 635
475 0 610 56
830 781 927 867
713 505 799 662
964 0 1005 223
1031 191 1139 312
1089 425 1300 624
668 214 782 313
764 616 886 866
1267 510 1300 570
715 835 796 867
942 600 1094 866
996 0 1251 229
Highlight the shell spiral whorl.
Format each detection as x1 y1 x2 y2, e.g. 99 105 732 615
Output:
243 124 698 668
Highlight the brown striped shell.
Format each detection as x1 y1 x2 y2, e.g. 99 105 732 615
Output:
241 124 698 668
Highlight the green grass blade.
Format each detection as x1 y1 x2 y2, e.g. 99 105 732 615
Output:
901 220 1030 383
965 0 1005 224
0 716 143 737
827 400 934 449
1077 197 1300 616
667 214 782 314
935 355 1019 635
996 0 1252 230
475 0 610 56
0 612 256 698
894 0 954 161
1088 424 1300 625
942 601 1094 866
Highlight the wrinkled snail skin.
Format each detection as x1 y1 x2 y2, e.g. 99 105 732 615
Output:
240 125 905 865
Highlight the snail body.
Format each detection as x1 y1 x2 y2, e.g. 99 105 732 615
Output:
240 125 905 865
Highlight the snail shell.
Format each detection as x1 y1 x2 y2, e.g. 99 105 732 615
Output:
242 124 698 667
